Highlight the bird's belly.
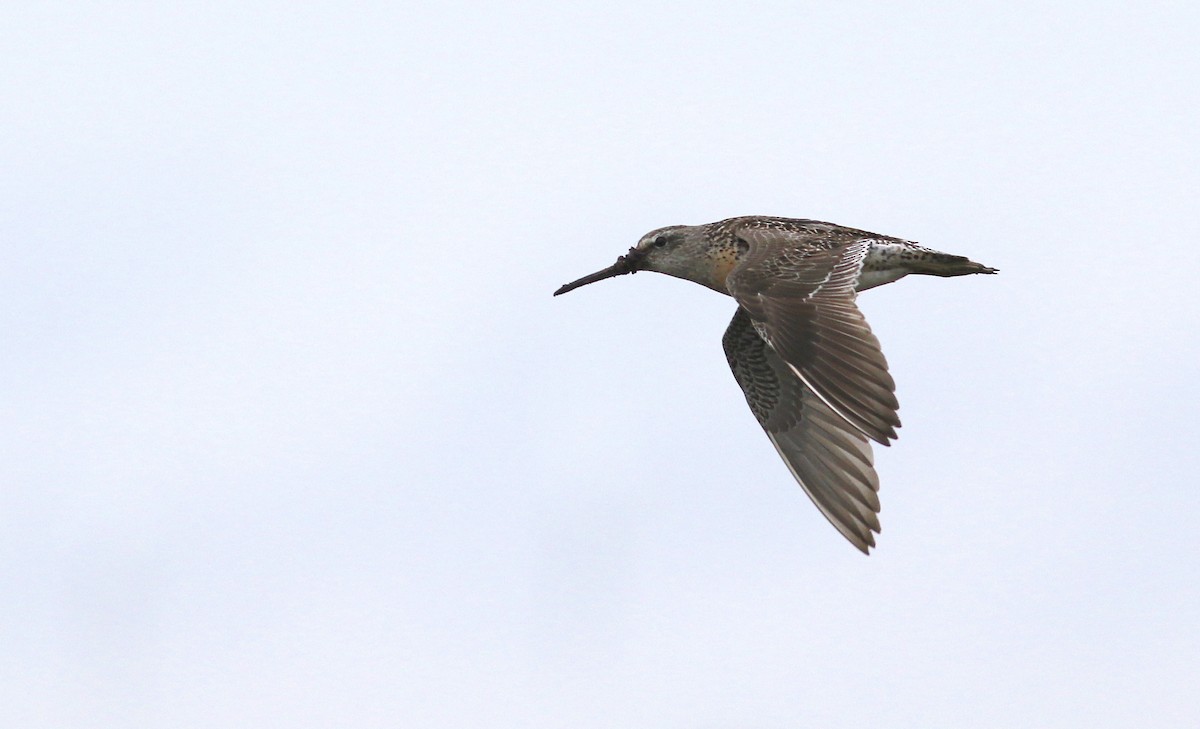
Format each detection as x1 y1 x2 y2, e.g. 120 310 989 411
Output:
855 268 909 291
856 242 913 291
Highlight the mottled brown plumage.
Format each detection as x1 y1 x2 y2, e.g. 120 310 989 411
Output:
554 216 997 553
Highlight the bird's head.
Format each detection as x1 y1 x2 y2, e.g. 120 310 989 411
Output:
553 225 713 296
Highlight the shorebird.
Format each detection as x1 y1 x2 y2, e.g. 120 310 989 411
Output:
553 216 997 553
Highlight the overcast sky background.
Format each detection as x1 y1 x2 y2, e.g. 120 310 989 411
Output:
3 2 1198 727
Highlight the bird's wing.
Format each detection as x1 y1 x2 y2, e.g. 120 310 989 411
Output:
723 307 882 553
725 220 900 445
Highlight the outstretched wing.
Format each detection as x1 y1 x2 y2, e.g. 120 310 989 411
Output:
724 220 900 445
723 308 882 553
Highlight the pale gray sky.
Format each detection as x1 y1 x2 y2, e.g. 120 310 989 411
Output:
3 2 1198 727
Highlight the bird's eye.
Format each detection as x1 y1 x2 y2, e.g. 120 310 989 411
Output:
653 236 668 248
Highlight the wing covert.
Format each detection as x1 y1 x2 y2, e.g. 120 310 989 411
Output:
725 221 900 445
723 308 883 553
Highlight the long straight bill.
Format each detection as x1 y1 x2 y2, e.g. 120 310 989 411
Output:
552 248 644 296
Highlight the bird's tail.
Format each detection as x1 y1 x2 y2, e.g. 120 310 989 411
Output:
914 251 998 277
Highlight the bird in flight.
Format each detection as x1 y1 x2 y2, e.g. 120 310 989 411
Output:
554 215 997 553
